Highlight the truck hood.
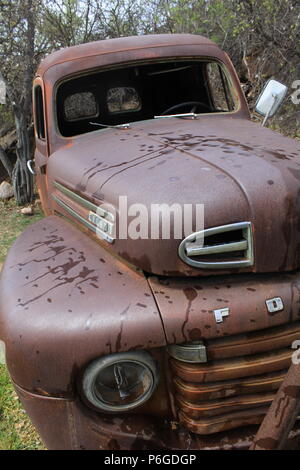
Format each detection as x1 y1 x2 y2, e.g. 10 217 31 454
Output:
48 115 300 276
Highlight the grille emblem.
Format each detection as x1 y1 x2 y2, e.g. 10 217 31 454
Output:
213 307 230 323
266 297 284 313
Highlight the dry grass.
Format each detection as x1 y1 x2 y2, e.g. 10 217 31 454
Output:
0 199 43 262
0 366 44 450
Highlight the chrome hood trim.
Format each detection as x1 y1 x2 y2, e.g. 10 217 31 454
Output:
178 222 253 269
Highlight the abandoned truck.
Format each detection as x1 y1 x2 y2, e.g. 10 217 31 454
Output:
1 33 300 450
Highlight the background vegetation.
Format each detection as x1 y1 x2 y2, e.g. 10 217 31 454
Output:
0 0 299 204
0 365 43 449
0 199 43 263
0 0 299 450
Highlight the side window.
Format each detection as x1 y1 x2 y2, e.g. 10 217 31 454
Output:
34 86 45 140
64 91 98 121
206 63 234 111
107 87 141 114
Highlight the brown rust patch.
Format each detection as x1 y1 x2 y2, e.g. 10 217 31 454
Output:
253 437 279 450
283 385 300 399
188 328 202 341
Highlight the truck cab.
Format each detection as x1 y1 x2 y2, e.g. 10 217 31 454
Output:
1 34 300 450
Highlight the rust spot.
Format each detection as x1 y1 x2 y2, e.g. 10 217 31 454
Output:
181 288 197 341
183 287 197 302
107 439 121 450
188 328 202 340
253 437 279 450
283 385 300 399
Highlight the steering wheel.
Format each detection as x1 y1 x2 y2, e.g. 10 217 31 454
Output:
161 101 211 115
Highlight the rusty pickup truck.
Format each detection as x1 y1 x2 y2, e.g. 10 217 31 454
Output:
1 34 300 450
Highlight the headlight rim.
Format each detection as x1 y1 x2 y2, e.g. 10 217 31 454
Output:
82 350 159 413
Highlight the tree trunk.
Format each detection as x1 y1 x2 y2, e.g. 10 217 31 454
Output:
12 108 34 205
0 144 13 179
0 0 36 205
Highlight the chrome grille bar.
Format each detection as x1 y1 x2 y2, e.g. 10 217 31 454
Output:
186 240 247 257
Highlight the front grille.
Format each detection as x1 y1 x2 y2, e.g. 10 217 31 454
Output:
169 321 300 435
178 222 253 269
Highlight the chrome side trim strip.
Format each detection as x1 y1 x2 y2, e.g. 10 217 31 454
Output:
53 181 115 222
88 211 114 232
52 195 114 243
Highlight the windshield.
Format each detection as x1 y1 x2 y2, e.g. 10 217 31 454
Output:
56 59 238 138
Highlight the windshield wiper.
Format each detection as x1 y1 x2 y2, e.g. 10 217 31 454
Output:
154 113 198 119
90 122 130 129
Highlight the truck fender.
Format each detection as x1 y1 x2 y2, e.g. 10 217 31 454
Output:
0 216 166 397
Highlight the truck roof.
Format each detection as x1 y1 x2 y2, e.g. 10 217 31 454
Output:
37 34 220 77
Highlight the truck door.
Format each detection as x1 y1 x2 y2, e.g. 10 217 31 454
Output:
32 77 51 215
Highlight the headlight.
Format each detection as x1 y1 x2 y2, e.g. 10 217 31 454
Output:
82 351 158 412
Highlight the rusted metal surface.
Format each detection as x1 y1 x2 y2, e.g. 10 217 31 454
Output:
178 407 269 436
174 371 286 402
207 321 300 360
251 362 300 450
149 273 300 342
1 34 300 449
32 33 300 277
35 34 248 156
14 381 300 450
0 216 166 395
45 116 300 277
168 320 299 435
178 393 274 418
37 34 216 77
171 350 291 383
2 216 300 443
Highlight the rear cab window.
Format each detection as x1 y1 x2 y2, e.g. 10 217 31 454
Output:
64 91 98 121
107 87 141 114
